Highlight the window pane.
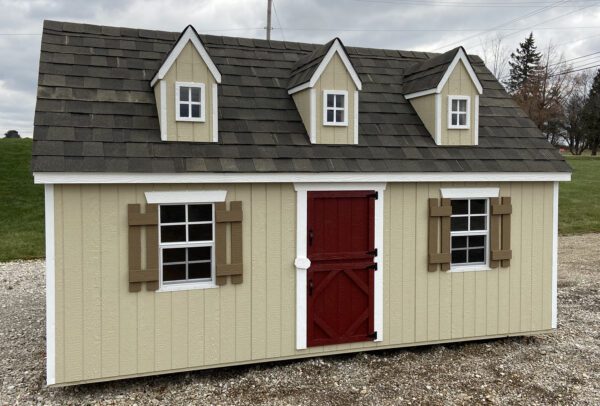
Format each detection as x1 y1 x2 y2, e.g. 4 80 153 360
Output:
452 99 458 111
191 87 201 102
469 235 485 248
191 104 200 118
179 103 189 118
451 200 468 215
459 100 467 112
451 114 457 126
189 246 211 261
468 248 485 263
161 205 185 223
189 204 212 222
162 248 186 263
452 236 467 249
470 216 486 231
452 249 467 264
470 199 486 214
335 94 344 107
163 264 186 282
451 216 468 232
180 87 189 101
161 225 186 243
189 224 212 241
327 109 334 122
189 262 211 280
327 94 334 107
459 113 467 126
335 109 344 123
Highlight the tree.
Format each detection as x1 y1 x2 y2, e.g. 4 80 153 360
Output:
479 33 509 80
4 130 20 139
583 69 600 155
505 32 542 95
564 91 588 155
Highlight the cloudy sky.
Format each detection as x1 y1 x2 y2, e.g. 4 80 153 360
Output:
1 0 599 137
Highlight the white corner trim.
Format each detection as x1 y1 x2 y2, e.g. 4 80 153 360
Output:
212 83 219 142
552 181 559 328
323 90 349 126
474 94 479 145
294 182 387 349
150 26 221 86
175 82 206 122
309 88 317 143
160 80 167 141
447 95 471 130
441 187 499 199
44 184 56 386
404 88 437 100
288 39 362 95
354 90 359 145
34 172 572 185
434 93 442 145
145 190 227 204
437 48 483 95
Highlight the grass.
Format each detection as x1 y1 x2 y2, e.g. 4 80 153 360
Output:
0 139 44 262
0 141 597 261
559 155 600 235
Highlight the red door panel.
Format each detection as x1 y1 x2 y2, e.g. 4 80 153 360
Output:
307 191 376 347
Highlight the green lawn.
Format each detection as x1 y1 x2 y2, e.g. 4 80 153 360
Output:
0 139 44 261
0 141 598 261
559 156 600 235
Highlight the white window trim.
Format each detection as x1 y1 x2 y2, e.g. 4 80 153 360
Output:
448 95 470 130
323 90 349 126
448 199 490 273
44 185 56 385
293 182 386 349
175 82 205 122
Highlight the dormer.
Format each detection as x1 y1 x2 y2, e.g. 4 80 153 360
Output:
288 39 362 145
150 26 221 142
404 47 483 146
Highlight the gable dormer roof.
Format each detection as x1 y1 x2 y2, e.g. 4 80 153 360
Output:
150 25 221 87
287 38 362 94
403 47 483 99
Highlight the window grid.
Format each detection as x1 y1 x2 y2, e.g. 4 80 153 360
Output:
159 203 215 286
323 90 348 126
448 96 470 129
450 198 489 267
176 82 205 122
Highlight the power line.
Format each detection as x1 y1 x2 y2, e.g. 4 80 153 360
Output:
553 63 600 75
278 26 600 32
549 51 600 67
272 0 286 41
353 0 596 7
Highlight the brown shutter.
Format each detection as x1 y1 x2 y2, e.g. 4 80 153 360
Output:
215 201 244 285
128 204 159 292
428 198 452 271
490 197 512 268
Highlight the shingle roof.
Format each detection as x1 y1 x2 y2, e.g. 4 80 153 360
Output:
32 20 570 174
403 47 461 95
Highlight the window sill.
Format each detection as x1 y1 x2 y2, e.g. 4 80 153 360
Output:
176 117 206 123
323 122 349 127
448 126 470 130
447 266 492 273
157 282 218 292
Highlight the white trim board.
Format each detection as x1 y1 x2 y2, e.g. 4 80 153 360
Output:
34 171 572 185
150 26 221 87
212 83 219 142
44 184 56 385
145 190 227 204
288 39 362 95
353 90 359 145
552 181 559 328
159 80 167 141
293 182 386 349
441 187 499 198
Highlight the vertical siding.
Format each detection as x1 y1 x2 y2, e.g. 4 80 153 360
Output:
440 60 478 146
53 181 555 385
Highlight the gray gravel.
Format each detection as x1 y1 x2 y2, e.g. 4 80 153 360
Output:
1 234 599 405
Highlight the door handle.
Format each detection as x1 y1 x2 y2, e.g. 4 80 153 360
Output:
309 279 314 296
309 229 314 246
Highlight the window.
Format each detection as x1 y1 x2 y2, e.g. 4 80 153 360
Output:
159 203 214 287
323 90 348 126
448 96 470 129
450 198 489 268
176 82 205 121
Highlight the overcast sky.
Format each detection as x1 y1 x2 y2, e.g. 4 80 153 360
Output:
1 0 599 137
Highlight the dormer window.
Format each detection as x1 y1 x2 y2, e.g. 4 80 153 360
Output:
176 82 205 122
448 96 470 129
323 90 348 126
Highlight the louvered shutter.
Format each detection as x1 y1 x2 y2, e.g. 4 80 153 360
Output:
428 198 452 271
215 201 244 285
128 203 159 292
490 197 512 268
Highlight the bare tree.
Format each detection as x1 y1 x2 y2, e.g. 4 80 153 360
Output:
564 73 591 155
479 33 510 81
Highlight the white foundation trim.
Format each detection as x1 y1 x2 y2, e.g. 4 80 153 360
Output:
293 182 386 349
441 187 499 199
34 172 572 185
354 90 359 145
144 190 227 204
44 184 56 385
552 181 559 328
309 88 317 143
160 80 167 141
212 83 219 142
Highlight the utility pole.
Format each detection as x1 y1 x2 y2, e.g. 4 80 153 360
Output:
266 0 273 40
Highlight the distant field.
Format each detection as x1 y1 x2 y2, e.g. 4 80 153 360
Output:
0 139 44 261
0 141 597 261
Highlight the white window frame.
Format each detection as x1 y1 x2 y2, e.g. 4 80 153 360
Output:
175 82 205 122
448 198 490 272
448 95 470 130
323 90 348 126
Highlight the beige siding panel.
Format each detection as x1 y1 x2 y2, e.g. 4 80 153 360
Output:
542 184 553 329
408 94 436 141
171 292 189 369
203 288 220 365
425 185 439 341
440 60 478 146
234 184 252 360
266 186 282 358
520 185 533 332
280 185 296 356
387 185 403 344
497 183 511 334
251 185 268 359
450 272 464 338
509 183 523 333
401 184 416 344
291 90 312 140
54 187 65 383
187 290 205 366
531 184 544 331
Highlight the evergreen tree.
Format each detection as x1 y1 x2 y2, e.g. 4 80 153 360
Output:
583 69 600 155
505 32 542 95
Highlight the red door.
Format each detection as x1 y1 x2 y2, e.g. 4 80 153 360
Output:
307 191 377 347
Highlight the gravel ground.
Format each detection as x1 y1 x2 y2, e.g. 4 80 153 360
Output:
1 234 598 405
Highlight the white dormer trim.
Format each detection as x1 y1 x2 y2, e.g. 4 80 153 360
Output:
150 26 221 87
404 48 483 100
288 39 362 95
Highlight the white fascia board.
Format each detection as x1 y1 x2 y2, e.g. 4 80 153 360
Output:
309 88 317 143
288 82 311 95
436 48 483 95
404 88 437 100
552 181 559 328
34 171 572 185
353 90 359 145
145 190 227 204
434 93 442 145
212 83 219 142
159 80 167 141
441 187 499 199
150 26 221 87
44 184 56 386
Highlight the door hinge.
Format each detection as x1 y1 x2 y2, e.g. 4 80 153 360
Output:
367 249 378 257
368 191 379 200
369 331 378 340
366 263 378 271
